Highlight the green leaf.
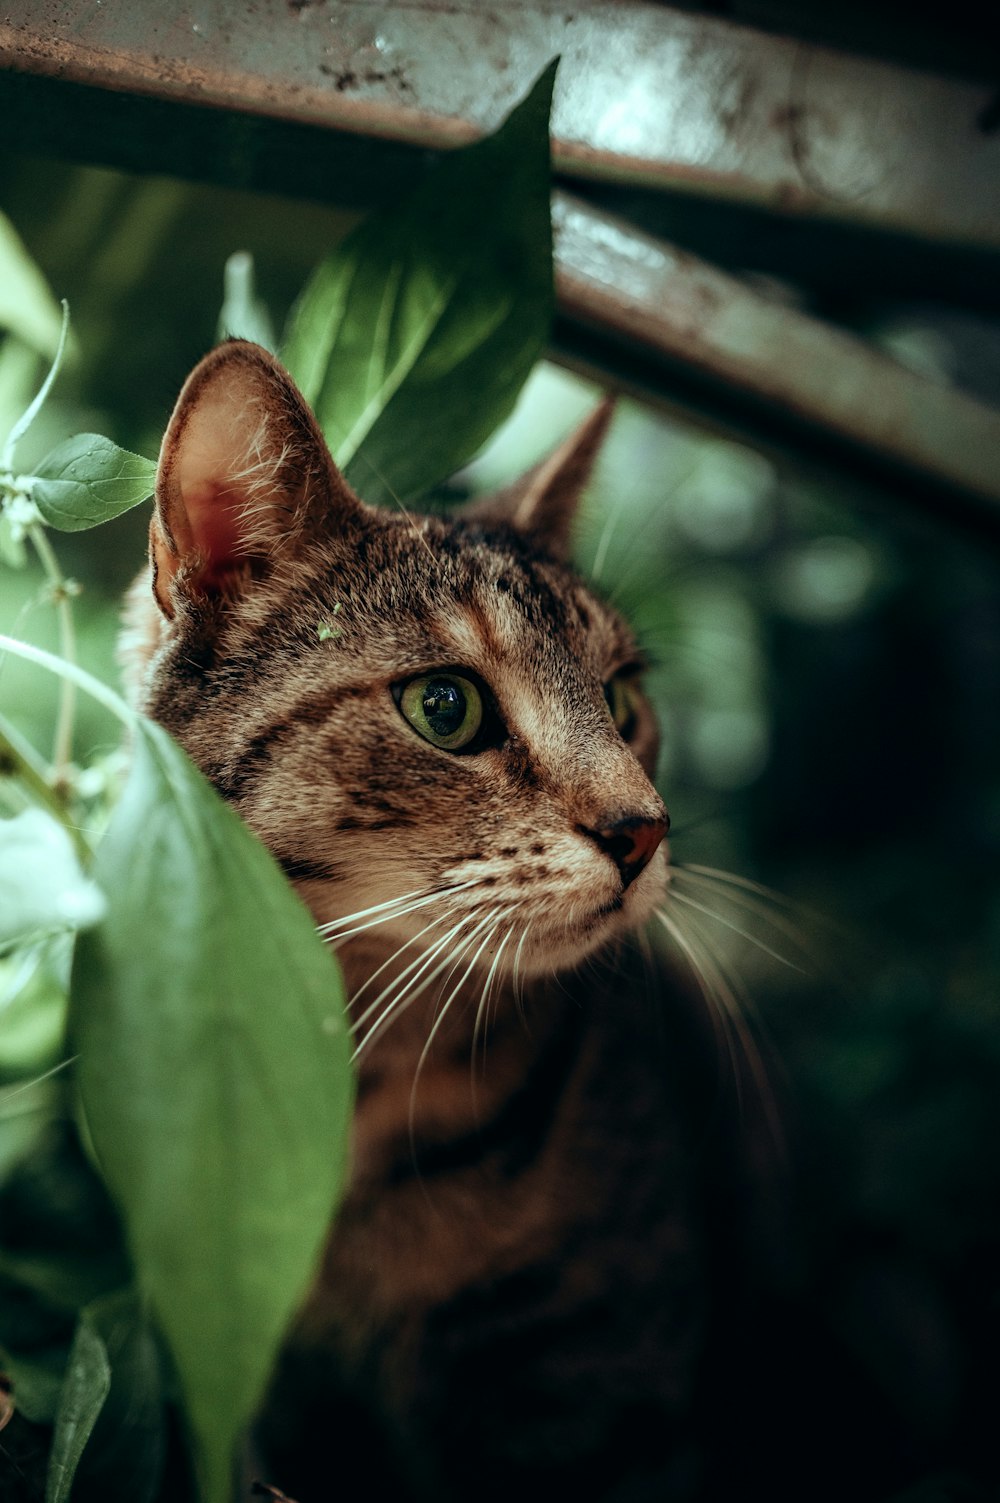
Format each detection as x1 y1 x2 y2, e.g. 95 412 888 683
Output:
0 941 67 1086
31 435 157 532
282 60 556 506
0 1120 130 1425
3 300 71 468
217 251 276 351
60 1289 166 1503
70 719 353 1503
45 1303 111 1503
0 212 65 360
0 809 105 947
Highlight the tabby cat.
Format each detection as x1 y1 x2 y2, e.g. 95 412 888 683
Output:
122 340 752 1503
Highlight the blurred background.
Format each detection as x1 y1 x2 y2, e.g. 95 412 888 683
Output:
1 3 998 1497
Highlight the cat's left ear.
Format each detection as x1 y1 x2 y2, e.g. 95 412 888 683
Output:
150 340 362 617
463 397 615 561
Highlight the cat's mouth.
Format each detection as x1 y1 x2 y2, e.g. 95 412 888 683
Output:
523 851 668 970
309 841 668 994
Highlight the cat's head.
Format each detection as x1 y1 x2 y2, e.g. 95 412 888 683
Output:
122 341 669 986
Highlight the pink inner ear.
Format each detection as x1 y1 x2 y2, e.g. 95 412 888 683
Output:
165 370 276 586
153 342 354 615
183 481 249 586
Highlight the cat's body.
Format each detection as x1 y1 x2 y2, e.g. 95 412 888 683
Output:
122 341 754 1502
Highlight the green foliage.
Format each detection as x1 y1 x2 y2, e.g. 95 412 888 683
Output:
217 250 277 352
0 810 104 946
43 1286 165 1502
0 62 557 1503
0 211 65 360
72 718 352 1503
283 61 555 506
31 435 157 532
0 208 68 460
45 1307 111 1503
0 1122 129 1425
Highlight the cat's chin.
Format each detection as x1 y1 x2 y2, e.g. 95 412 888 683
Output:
507 860 669 980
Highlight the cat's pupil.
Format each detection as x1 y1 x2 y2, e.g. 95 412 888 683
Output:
422 680 466 737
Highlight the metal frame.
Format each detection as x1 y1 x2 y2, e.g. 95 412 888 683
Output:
1 1 998 520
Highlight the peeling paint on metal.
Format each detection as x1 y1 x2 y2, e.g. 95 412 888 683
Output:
0 0 997 245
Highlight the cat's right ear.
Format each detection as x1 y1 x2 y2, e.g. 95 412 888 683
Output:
461 398 615 561
150 340 361 618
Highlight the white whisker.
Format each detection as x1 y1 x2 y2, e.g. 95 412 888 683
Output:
655 906 746 1103
512 923 531 1019
678 864 796 910
360 915 491 1064
319 880 479 941
472 919 517 1076
672 864 821 966
351 909 471 1041
654 906 782 1146
353 900 512 1060
345 904 462 1013
0 1054 78 1109
410 908 516 1134
667 888 804 973
316 884 430 933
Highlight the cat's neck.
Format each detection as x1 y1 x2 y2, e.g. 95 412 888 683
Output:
336 931 585 1187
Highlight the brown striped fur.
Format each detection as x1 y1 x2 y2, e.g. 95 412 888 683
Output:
123 342 743 1503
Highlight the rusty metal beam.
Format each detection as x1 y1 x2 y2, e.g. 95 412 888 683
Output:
0 1 997 250
0 3 997 523
552 192 1000 512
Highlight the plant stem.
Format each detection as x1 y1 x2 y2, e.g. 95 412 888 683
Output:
0 712 90 861
27 523 77 788
0 633 134 727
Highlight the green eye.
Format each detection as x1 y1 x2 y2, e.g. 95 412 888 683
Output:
400 673 484 751
605 675 640 740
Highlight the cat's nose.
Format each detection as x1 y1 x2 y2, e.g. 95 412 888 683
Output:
585 812 669 891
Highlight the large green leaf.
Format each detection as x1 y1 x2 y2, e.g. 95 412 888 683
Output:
31 434 156 531
282 61 556 506
70 719 352 1503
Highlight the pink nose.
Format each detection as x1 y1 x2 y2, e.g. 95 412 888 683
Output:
585 813 669 891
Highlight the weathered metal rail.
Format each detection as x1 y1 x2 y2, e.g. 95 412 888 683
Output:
2 1 997 247
1 1 998 519
553 194 1000 511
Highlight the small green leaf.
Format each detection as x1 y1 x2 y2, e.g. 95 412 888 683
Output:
31 435 157 532
71 719 353 1503
3 300 71 468
0 809 105 947
62 1289 166 1503
282 60 556 505
45 1304 111 1503
0 1122 130 1424
218 251 276 352
0 212 65 361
